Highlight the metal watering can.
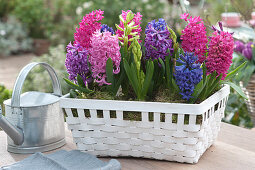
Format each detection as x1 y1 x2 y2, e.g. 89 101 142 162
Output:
0 62 65 153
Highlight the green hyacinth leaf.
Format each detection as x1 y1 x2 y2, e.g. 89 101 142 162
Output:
222 81 248 100
106 58 114 84
142 61 154 98
63 78 93 94
77 74 86 88
225 61 247 80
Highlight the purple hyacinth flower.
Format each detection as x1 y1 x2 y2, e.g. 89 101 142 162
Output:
242 47 253 60
65 42 91 85
144 19 174 61
145 18 167 33
234 40 245 53
241 42 254 60
245 42 253 48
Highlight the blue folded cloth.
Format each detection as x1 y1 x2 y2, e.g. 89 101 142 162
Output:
0 150 121 170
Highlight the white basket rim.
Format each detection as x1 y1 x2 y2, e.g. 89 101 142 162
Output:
60 85 230 115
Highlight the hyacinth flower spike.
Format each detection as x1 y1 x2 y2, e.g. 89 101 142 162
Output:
64 42 93 94
89 31 121 86
114 10 143 95
241 42 255 60
174 52 202 101
144 19 174 61
74 10 104 49
234 40 245 54
180 13 208 63
65 42 91 85
206 21 235 80
116 10 142 48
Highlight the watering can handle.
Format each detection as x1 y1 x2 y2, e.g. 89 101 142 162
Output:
11 62 62 108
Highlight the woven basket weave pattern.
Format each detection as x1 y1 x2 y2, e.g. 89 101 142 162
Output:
60 85 230 164
241 75 255 123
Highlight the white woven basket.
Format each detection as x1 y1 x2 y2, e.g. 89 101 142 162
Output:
60 85 230 164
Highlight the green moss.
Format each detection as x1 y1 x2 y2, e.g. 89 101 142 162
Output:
154 88 185 103
68 107 203 125
80 91 114 100
196 115 203 124
123 112 142 121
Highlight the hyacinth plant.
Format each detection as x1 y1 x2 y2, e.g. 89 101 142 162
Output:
231 40 255 86
64 10 247 103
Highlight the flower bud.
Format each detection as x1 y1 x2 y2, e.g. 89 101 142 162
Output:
126 12 134 23
115 24 124 31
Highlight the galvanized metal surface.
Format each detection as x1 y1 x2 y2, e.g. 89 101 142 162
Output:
0 107 24 145
0 62 65 153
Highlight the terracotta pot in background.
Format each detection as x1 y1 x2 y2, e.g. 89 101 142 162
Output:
252 12 255 20
167 0 200 5
33 39 50 56
221 12 241 27
250 12 255 26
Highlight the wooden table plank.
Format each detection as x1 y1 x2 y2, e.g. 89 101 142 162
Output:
0 123 255 170
218 123 255 151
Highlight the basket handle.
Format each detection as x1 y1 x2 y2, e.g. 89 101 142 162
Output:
11 62 62 108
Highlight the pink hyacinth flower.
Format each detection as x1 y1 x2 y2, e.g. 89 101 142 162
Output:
116 10 142 44
180 13 208 63
74 10 104 49
89 31 121 86
206 30 234 80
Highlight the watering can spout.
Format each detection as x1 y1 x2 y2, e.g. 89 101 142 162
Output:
0 106 24 145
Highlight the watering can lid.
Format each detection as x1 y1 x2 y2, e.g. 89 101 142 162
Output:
4 91 60 107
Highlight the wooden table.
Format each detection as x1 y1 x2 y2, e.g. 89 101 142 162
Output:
1 123 255 170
